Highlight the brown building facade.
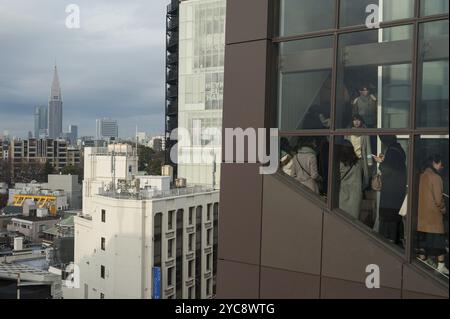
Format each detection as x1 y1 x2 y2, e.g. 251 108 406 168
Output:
217 0 449 299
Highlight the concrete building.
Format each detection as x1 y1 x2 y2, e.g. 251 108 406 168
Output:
217 0 449 299
7 216 60 243
0 139 9 160
71 145 219 299
96 119 119 140
9 138 81 172
65 125 78 146
8 175 80 210
0 262 62 299
34 106 48 139
177 0 226 188
48 66 63 139
149 136 166 152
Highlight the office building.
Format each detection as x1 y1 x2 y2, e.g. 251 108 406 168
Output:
217 0 449 299
96 118 119 140
48 66 63 139
34 106 48 139
69 144 219 299
66 125 78 146
177 0 226 188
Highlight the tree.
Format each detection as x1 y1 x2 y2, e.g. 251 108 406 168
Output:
60 165 84 183
44 160 55 176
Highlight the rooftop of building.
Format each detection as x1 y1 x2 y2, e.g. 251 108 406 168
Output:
98 185 217 201
11 215 60 222
0 262 58 283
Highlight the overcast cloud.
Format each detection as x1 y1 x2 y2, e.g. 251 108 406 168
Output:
0 0 167 138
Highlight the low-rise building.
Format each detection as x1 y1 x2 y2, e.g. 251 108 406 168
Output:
7 215 60 243
71 145 219 299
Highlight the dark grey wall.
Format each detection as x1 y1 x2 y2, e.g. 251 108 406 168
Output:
217 0 449 299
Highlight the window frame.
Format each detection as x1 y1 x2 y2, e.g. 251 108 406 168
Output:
272 0 449 284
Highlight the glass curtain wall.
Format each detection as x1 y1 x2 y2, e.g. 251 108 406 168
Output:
276 0 449 280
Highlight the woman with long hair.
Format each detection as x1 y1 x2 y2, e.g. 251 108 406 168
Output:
347 114 374 191
373 135 407 247
336 140 363 219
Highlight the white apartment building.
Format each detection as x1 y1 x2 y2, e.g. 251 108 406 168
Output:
71 144 219 299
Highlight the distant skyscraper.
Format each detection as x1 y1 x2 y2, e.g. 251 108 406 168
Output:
48 66 63 139
96 118 119 140
67 125 78 146
34 105 48 138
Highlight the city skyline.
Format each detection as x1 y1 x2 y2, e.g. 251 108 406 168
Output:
0 0 167 138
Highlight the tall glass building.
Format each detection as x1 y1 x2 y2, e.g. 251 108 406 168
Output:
177 0 226 188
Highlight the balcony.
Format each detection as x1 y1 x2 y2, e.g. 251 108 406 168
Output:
168 18 178 31
167 33 178 50
167 53 178 65
167 1 179 14
167 102 178 116
167 118 178 132
167 69 178 83
167 87 178 99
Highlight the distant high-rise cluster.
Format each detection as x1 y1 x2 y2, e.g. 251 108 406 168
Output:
96 118 119 140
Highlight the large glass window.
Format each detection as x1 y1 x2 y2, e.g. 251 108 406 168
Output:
278 0 335 36
279 136 329 200
336 26 413 129
278 37 334 131
413 135 449 278
417 20 449 128
421 0 449 16
333 134 409 250
340 0 415 27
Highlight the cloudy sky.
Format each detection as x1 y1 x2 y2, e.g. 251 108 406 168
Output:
0 0 167 138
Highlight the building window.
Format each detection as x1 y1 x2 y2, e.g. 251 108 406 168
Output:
278 36 334 131
413 135 449 277
207 204 212 221
206 253 212 271
101 209 106 223
168 210 175 230
421 0 449 16
100 265 105 279
100 293 105 299
188 260 194 278
207 229 212 246
153 213 162 268
278 0 335 37
336 26 413 129
188 286 194 299
188 233 194 252
168 238 174 258
101 237 105 251
417 20 449 128
206 278 211 296
189 207 194 225
332 135 408 250
274 0 449 284
340 0 414 27
167 267 174 286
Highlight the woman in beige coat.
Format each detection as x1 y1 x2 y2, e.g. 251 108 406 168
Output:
417 154 448 275
292 137 321 194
